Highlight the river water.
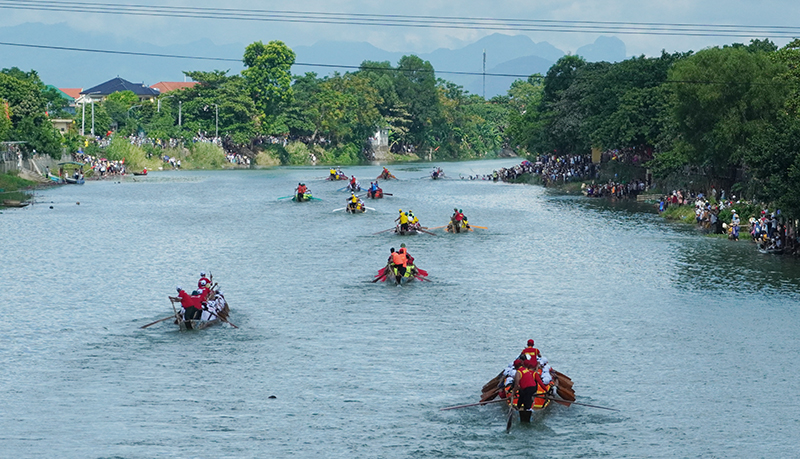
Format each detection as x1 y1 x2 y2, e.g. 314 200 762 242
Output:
2 159 799 458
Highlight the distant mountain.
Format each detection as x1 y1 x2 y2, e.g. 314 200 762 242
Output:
0 22 244 88
464 54 556 98
0 23 626 98
576 36 627 63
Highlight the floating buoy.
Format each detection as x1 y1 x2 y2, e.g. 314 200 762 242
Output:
268 395 277 399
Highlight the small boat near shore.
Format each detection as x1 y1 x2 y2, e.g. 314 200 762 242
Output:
64 177 85 185
2 199 30 208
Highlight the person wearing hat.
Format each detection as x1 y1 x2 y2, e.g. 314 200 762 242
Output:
198 272 211 289
172 286 203 321
390 247 407 283
731 210 740 241
521 339 540 361
513 359 546 416
296 183 308 201
396 209 409 232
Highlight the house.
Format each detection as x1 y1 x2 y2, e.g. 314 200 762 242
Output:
150 81 197 93
77 77 160 105
50 118 74 134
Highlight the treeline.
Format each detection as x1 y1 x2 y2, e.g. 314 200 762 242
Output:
4 38 800 214
2 41 509 165
509 39 800 217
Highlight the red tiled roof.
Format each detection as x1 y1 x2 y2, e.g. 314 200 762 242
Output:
59 88 83 100
150 82 198 93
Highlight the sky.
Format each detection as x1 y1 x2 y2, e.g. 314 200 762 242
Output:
2 0 799 57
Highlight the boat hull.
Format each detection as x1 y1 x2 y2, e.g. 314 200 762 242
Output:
178 304 230 331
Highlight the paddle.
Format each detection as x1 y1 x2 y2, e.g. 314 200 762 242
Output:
332 207 346 212
277 195 294 200
414 274 431 282
140 314 179 329
365 206 376 211
440 398 507 411
470 225 488 229
383 192 393 196
540 396 618 411
372 227 395 235
417 228 438 236
427 225 447 230
372 272 388 283
204 306 239 329
506 405 515 433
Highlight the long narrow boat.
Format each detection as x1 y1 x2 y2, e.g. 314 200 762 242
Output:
480 358 576 424
373 264 428 284
2 199 30 208
64 177 85 185
168 291 231 331
395 225 418 235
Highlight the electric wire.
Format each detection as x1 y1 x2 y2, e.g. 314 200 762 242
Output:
1 0 799 38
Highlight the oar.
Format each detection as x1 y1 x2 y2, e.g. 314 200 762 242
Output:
541 396 618 411
332 207 346 212
414 274 431 282
204 307 239 329
372 227 395 235
417 228 438 236
372 271 389 283
506 405 515 433
365 206 376 211
440 398 507 411
277 195 293 200
383 192 393 196
427 225 447 230
470 225 488 229
140 314 178 329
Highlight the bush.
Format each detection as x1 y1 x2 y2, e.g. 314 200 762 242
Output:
185 142 226 169
102 137 162 172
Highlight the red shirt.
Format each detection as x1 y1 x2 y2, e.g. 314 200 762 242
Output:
178 290 203 309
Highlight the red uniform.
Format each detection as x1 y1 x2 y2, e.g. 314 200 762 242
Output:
198 276 211 288
521 346 540 360
178 290 203 310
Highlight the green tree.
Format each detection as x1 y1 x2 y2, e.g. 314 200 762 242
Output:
668 46 785 183
0 67 62 156
394 55 441 149
242 40 295 132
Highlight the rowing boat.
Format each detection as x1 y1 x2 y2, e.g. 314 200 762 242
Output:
293 191 314 202
2 199 30 208
373 264 428 284
64 177 85 185
346 204 367 213
395 225 418 235
167 290 232 331
480 360 576 424
446 222 472 233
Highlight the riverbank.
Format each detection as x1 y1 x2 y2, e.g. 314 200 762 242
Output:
0 172 36 207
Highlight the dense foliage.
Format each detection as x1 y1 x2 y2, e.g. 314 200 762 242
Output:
506 39 800 216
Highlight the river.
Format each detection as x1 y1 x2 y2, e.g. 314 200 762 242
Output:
2 159 799 458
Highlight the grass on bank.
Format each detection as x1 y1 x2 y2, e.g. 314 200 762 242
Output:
0 171 35 206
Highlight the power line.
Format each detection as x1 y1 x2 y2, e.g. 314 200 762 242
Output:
1 40 793 88
1 0 800 38
0 41 540 78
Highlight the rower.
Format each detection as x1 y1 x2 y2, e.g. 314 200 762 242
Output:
396 209 409 232
459 209 470 229
198 272 211 289
370 181 379 198
348 192 359 211
398 245 415 277
520 339 540 361
296 182 307 201
513 359 546 420
407 210 419 228
390 247 407 283
175 286 203 321
329 167 336 179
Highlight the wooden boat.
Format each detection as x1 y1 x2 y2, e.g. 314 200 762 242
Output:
757 244 784 254
169 293 231 331
133 171 148 176
64 177 85 185
395 225 418 235
2 199 30 208
346 203 367 213
480 360 576 425
431 168 444 179
373 264 428 284
327 173 348 181
446 221 472 233
293 191 314 202
366 188 384 199
377 170 397 180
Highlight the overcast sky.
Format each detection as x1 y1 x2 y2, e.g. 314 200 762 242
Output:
3 0 799 56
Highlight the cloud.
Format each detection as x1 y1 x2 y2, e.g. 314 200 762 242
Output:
1 0 799 56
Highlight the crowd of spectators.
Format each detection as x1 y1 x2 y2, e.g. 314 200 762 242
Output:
72 151 127 177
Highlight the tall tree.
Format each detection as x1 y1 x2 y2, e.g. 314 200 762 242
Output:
242 40 296 132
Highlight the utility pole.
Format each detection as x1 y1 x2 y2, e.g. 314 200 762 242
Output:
81 102 85 136
482 49 486 99
178 101 182 127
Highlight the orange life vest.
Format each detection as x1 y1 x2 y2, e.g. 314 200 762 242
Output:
391 252 407 267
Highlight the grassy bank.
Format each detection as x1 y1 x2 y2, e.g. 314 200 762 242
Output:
100 138 230 171
0 171 35 206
